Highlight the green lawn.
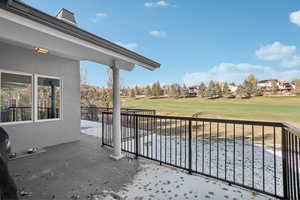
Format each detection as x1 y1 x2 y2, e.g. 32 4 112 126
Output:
122 96 300 128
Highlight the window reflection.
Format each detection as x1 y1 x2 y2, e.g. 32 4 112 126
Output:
0 72 32 122
37 77 61 120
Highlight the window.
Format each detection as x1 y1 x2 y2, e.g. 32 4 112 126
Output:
36 75 61 121
0 71 62 124
0 71 33 123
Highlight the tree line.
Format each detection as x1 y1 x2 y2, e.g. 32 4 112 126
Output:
80 68 300 107
123 74 268 99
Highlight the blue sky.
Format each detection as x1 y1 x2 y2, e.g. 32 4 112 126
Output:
24 0 300 87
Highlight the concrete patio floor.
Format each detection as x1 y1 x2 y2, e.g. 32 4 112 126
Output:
8 134 139 200
8 125 277 200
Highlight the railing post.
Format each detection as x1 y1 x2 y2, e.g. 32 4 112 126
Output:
101 112 104 146
282 127 289 200
13 107 16 121
135 115 139 159
188 119 192 174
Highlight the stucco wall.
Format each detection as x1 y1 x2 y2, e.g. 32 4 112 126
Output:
0 41 81 152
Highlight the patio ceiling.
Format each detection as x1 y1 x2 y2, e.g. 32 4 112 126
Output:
0 0 161 71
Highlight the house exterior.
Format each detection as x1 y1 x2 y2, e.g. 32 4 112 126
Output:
258 79 295 95
278 81 294 91
187 86 198 97
257 79 275 90
0 0 160 154
228 84 238 93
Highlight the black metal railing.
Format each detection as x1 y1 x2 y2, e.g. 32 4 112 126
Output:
0 106 60 122
37 107 60 119
1 107 32 122
282 123 300 200
102 112 300 199
81 106 156 121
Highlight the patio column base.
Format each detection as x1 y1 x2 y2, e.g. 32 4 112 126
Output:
109 154 124 160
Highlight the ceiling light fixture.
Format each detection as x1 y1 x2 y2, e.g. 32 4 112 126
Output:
34 47 49 54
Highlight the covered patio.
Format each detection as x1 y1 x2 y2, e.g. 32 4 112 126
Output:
9 130 272 200
1 1 300 200
9 133 139 200
0 0 159 157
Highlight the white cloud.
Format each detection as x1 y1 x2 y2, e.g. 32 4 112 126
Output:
144 1 174 8
115 42 138 51
280 55 300 67
92 12 107 23
255 42 296 61
255 42 300 67
290 10 300 27
96 12 107 17
183 63 300 86
150 30 167 38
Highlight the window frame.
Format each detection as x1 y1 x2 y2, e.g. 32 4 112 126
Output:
34 74 63 123
0 69 34 125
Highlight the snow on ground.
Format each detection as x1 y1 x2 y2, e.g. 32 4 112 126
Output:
81 120 102 137
81 120 282 199
134 135 283 196
91 162 276 200
115 125 283 196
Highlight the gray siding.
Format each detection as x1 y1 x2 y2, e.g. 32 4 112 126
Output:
0 41 81 152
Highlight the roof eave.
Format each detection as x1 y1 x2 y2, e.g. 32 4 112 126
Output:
0 0 161 70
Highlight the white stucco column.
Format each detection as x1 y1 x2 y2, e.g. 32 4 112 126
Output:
110 64 124 160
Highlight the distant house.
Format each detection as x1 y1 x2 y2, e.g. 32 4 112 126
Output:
278 81 294 92
257 79 277 91
228 84 238 93
187 86 198 97
258 79 295 95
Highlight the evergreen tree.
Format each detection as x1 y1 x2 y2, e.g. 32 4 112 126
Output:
243 74 258 96
182 84 188 97
270 80 278 95
135 85 142 95
293 79 300 95
206 81 217 98
236 85 250 98
177 85 185 97
222 82 232 97
198 83 207 97
152 81 162 97
157 82 162 96
145 85 152 97
215 82 223 97
129 88 136 98
167 84 177 97
255 87 263 96
293 79 300 89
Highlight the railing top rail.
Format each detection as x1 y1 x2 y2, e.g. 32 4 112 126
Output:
6 106 32 109
102 111 284 127
3 107 58 109
81 106 155 112
122 108 156 112
282 122 300 136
